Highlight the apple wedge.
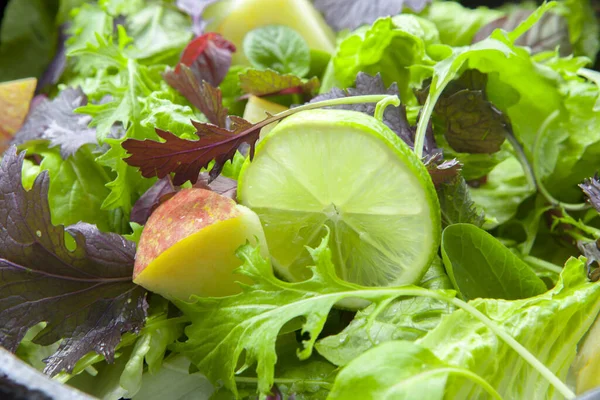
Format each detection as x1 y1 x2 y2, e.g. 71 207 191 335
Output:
133 188 269 300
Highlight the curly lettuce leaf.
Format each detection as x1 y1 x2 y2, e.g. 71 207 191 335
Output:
0 147 148 376
328 15 439 103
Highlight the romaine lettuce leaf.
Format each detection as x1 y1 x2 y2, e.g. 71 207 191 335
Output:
418 256 600 399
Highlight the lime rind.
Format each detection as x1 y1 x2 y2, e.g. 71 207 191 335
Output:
238 109 441 287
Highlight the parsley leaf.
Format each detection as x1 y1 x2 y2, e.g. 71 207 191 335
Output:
0 146 148 377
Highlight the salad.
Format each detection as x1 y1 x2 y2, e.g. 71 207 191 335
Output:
1 0 600 398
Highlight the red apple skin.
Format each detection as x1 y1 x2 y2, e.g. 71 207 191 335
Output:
134 188 240 279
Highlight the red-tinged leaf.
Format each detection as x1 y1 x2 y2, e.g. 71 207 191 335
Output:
164 65 229 127
123 116 259 186
175 32 236 87
0 147 148 376
239 69 320 98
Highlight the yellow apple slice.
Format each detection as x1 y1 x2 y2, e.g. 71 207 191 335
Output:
204 0 336 65
133 188 269 300
0 78 36 147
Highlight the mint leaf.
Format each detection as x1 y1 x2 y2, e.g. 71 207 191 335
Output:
240 69 320 97
243 25 310 77
0 146 148 376
441 224 547 301
313 0 432 31
12 87 97 158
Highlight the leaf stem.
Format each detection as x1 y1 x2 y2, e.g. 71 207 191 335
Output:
234 376 333 389
504 131 536 191
447 297 576 400
439 368 503 400
523 255 563 274
414 90 441 159
373 96 401 122
533 111 589 211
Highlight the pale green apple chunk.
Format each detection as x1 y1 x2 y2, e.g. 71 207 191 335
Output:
133 188 269 301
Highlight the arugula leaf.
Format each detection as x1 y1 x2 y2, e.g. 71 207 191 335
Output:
240 69 320 98
418 256 600 399
175 232 452 397
12 87 97 158
313 0 432 31
329 341 500 400
66 3 114 71
316 258 454 366
243 25 311 77
163 65 229 127
0 0 59 82
437 176 484 227
311 72 414 145
580 174 600 213
0 146 148 376
441 224 547 301
0 78 37 148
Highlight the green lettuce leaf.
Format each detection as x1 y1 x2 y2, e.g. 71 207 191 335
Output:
418 256 600 399
328 341 501 400
316 258 454 366
174 232 454 397
423 2 502 47
328 15 439 103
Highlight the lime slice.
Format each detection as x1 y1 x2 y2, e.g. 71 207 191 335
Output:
238 109 440 287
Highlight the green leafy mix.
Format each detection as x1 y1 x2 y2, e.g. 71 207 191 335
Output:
3 0 600 399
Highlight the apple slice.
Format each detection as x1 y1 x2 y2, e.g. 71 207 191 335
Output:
204 0 336 65
133 188 269 300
